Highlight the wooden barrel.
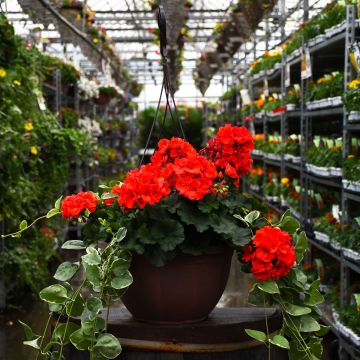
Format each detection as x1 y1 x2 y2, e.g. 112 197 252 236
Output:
64 307 287 359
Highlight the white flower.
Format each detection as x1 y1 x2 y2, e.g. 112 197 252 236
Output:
78 77 99 100
78 117 102 141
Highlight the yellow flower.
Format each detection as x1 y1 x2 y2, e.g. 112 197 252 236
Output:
348 79 360 89
24 122 34 132
348 155 355 158
92 38 99 44
0 68 6 78
30 146 38 155
13 80 21 87
76 13 82 21
281 177 290 186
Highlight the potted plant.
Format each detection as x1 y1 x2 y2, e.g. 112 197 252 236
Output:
283 134 301 163
343 78 360 122
343 142 360 192
5 125 328 359
95 86 118 105
285 87 301 111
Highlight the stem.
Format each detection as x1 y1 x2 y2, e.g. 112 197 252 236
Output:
35 313 53 360
1 215 48 239
105 297 111 332
58 280 86 360
264 296 270 360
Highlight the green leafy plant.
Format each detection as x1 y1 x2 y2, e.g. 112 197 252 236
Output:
305 72 343 102
306 137 342 167
343 78 360 112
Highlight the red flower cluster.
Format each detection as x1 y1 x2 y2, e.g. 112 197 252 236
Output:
118 164 171 209
242 226 296 281
202 124 254 186
172 154 218 200
61 191 98 218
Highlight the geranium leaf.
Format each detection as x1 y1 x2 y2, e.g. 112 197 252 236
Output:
84 264 101 288
66 293 85 317
111 258 130 276
54 262 79 281
86 296 103 315
295 231 308 263
245 329 267 342
257 280 280 294
82 248 101 265
52 322 80 345
39 284 69 304
277 216 300 235
269 335 290 349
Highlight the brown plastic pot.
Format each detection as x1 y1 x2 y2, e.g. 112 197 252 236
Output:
121 246 233 324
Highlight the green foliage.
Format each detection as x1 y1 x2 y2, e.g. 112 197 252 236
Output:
136 106 204 150
343 81 360 112
305 72 344 102
20 228 132 359
306 137 342 167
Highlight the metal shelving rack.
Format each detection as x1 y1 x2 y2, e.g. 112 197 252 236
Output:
242 3 360 359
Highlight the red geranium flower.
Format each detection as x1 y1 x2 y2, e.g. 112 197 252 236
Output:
118 163 170 209
242 226 296 281
61 191 98 218
151 137 197 167
172 154 218 200
201 125 254 186
104 184 122 206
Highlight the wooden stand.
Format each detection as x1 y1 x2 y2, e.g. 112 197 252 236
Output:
64 307 287 359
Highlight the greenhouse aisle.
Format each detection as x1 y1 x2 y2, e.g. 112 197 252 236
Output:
1 0 360 359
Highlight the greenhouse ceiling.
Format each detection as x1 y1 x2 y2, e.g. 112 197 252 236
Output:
3 0 331 101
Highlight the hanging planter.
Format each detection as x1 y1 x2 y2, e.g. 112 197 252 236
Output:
122 246 233 324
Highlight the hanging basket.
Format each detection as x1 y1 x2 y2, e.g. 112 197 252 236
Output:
162 0 186 47
122 246 233 324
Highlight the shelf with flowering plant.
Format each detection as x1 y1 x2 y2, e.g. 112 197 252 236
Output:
254 94 265 118
262 134 283 161
247 167 264 193
3 124 328 359
264 172 281 203
343 139 360 192
249 49 282 77
305 72 344 110
343 78 360 122
313 212 343 250
263 94 284 117
252 133 265 156
306 137 343 177
283 135 301 164
286 179 302 220
285 86 301 112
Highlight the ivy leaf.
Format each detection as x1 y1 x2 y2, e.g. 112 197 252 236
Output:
304 279 324 306
66 293 85 318
84 264 101 288
52 322 81 345
82 247 101 266
46 208 60 219
19 320 38 341
54 262 79 282
102 193 118 200
70 329 92 351
23 337 41 350
111 258 130 276
293 315 321 332
39 284 69 304
94 333 122 359
62 240 86 250
295 232 308 263
86 297 103 315
111 271 133 290
244 211 260 224
315 325 330 337
114 227 127 242
257 280 280 294
244 329 267 342
55 196 63 210
19 220 27 231
269 335 290 349
283 302 312 316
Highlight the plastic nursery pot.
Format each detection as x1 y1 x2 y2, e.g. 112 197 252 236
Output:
122 246 233 324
